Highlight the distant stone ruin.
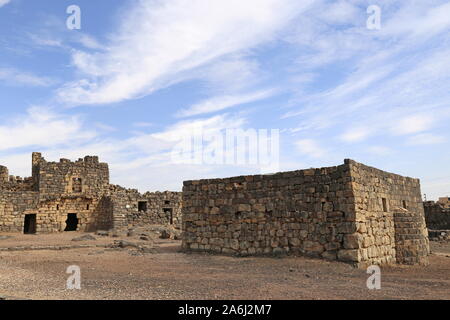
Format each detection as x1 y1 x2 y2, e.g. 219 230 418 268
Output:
181 160 430 266
0 153 181 234
424 199 450 230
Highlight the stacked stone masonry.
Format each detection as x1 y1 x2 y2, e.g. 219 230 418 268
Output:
181 160 429 266
0 153 181 234
424 201 450 230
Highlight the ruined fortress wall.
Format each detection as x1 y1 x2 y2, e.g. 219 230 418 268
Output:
349 161 429 266
34 153 109 197
0 191 39 232
110 188 182 231
0 165 34 192
182 163 358 260
0 153 181 234
0 192 112 233
424 202 450 229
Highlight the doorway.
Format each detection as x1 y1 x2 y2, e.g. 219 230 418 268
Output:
24 214 37 234
64 213 79 231
163 208 173 225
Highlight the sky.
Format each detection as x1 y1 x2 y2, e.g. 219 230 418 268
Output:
0 0 449 200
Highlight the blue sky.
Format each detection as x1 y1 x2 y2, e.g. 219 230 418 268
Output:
0 0 449 200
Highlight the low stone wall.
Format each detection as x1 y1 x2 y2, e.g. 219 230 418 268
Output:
110 187 182 231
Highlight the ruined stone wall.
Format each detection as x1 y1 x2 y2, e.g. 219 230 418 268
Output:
182 160 430 266
182 163 357 260
0 165 34 192
109 187 182 231
0 191 112 233
34 153 109 197
349 161 429 266
0 191 39 232
424 201 450 230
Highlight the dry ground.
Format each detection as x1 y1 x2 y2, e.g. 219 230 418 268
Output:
0 231 449 300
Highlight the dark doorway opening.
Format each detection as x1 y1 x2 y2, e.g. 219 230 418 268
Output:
64 213 79 231
24 214 37 234
138 201 148 212
164 208 173 224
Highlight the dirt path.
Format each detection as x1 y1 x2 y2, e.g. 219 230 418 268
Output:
0 234 449 300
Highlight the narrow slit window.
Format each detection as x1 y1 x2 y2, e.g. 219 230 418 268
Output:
382 198 388 212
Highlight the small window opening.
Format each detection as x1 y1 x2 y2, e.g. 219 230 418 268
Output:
164 200 171 205
138 201 147 212
72 178 82 193
382 198 388 212
56 204 59 210
402 200 407 209
86 204 90 210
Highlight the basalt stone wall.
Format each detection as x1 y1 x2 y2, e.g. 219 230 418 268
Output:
424 202 450 230
349 161 429 266
182 160 430 266
0 191 111 233
0 191 39 232
182 162 357 261
110 187 182 231
0 153 180 234
33 153 109 197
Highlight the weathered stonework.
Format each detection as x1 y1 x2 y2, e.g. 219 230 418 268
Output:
424 200 450 230
181 159 429 266
0 153 181 234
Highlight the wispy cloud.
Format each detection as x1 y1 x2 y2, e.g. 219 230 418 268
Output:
295 139 327 159
406 133 446 146
56 0 313 106
0 0 10 8
0 68 55 87
177 89 276 118
0 107 95 151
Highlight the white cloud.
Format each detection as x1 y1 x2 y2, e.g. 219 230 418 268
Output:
28 33 63 48
340 127 372 143
406 133 446 146
0 107 95 151
177 89 276 118
75 34 103 50
295 139 327 158
57 0 313 105
392 114 435 135
0 68 55 87
366 146 392 156
0 0 10 8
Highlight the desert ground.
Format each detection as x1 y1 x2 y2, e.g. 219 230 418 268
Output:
0 227 449 300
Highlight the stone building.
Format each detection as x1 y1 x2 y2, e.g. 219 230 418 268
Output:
424 200 450 230
0 153 181 234
181 160 430 266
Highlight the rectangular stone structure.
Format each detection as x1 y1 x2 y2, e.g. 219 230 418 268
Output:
181 159 429 266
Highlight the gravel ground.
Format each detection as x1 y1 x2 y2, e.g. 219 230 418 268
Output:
0 232 449 300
